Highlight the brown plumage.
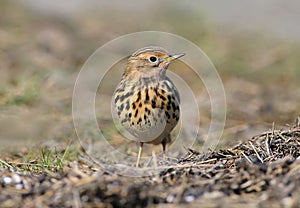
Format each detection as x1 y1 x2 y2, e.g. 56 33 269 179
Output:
113 46 184 167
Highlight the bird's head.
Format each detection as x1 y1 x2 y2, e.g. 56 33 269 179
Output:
123 46 185 79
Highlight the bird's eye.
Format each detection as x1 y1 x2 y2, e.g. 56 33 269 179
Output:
149 56 157 63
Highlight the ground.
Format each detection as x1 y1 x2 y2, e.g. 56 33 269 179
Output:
0 1 300 207
1 124 300 207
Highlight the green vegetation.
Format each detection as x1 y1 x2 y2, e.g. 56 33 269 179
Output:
0 145 78 173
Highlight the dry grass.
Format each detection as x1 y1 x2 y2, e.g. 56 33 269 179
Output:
1 122 299 207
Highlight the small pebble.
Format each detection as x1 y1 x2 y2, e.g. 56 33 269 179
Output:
12 174 21 183
81 195 89 202
3 176 12 185
15 183 23 190
166 194 175 203
185 194 195 202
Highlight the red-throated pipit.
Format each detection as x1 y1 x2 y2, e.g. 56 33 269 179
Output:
113 46 184 167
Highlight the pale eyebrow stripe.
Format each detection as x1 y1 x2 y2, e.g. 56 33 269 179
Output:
132 46 169 57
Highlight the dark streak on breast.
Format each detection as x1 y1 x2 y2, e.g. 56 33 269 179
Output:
134 109 139 118
145 88 149 103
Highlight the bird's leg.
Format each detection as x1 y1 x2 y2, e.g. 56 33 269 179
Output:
162 134 171 163
136 142 144 168
162 140 166 162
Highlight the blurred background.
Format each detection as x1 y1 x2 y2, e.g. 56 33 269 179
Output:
0 0 299 151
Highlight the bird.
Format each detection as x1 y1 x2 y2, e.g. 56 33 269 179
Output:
112 46 184 167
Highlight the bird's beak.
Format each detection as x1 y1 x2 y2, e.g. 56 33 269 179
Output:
164 53 185 62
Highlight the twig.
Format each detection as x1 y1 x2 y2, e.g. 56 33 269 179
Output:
272 121 275 138
0 159 15 171
249 141 264 163
265 134 272 157
277 132 287 141
242 152 253 164
152 150 159 178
